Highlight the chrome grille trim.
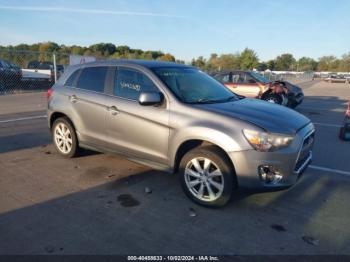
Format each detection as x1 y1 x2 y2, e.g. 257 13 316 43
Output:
294 129 315 174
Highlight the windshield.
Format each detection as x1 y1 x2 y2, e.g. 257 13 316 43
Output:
250 72 270 84
152 67 238 103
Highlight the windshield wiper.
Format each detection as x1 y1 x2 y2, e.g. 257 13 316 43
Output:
190 96 237 104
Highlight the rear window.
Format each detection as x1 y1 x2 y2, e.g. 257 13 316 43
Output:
28 61 53 70
76 66 108 93
28 61 39 69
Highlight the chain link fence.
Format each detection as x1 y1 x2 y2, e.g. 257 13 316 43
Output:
258 71 315 84
1 49 316 95
0 50 70 95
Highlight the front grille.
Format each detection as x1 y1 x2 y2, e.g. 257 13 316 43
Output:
294 131 315 173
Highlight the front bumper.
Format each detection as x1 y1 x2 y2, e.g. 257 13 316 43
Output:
229 123 315 189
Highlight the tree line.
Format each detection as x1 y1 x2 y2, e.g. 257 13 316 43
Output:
0 42 180 68
0 42 349 72
191 49 350 72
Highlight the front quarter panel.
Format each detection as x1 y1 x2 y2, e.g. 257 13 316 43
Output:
168 103 255 169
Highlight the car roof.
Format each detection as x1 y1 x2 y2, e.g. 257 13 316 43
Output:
73 59 192 69
58 59 194 85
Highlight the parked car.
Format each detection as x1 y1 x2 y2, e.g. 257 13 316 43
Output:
56 64 65 76
8 62 22 84
23 61 65 81
22 61 55 82
0 60 18 91
212 71 304 108
48 60 315 207
325 74 348 83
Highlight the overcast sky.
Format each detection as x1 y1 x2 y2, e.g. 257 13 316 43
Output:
0 0 349 61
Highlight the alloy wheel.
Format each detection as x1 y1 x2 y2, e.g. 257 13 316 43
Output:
54 123 73 154
184 157 224 202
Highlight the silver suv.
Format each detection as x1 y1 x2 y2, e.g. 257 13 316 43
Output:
48 60 315 207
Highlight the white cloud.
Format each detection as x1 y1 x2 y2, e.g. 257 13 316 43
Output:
0 5 187 18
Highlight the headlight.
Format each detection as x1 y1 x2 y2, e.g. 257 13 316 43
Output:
243 129 294 152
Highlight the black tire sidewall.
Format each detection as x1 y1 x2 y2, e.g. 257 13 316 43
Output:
52 117 78 158
179 145 236 207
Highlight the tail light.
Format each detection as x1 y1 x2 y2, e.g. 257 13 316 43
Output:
47 88 53 99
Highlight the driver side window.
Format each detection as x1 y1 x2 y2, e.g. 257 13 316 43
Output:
114 67 159 100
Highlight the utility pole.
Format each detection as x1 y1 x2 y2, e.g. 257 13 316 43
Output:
53 53 57 83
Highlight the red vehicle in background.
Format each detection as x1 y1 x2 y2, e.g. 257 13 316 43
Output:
339 98 350 141
212 70 304 108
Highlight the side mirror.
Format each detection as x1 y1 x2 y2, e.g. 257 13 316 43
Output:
139 92 164 106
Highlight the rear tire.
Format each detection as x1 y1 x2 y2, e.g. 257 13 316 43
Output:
52 117 80 158
179 145 237 207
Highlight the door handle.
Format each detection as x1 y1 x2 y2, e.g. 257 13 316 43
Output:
70 95 78 103
108 106 119 116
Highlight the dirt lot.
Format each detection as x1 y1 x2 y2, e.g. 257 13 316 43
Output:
0 81 349 255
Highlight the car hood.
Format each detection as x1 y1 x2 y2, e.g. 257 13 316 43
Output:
195 98 310 134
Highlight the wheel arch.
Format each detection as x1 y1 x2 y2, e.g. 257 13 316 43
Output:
172 139 236 176
49 111 76 131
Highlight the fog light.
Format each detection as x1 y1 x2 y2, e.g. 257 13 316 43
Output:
258 165 283 184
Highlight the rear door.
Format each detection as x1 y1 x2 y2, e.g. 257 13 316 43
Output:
105 66 170 166
67 66 110 147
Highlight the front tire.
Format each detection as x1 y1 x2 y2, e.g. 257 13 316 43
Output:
52 117 79 158
179 146 237 207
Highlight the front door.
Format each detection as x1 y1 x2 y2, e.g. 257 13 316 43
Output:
105 67 170 166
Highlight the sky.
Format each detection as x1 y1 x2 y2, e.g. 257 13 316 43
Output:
0 0 349 62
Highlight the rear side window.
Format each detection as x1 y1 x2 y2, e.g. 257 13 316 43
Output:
65 69 80 87
77 66 108 93
215 73 232 83
114 68 158 100
232 73 253 83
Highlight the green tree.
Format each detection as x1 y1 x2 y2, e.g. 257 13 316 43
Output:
258 62 268 71
274 53 296 71
89 43 116 56
71 46 85 55
207 53 240 71
297 57 318 71
157 53 176 62
115 45 131 55
317 56 337 71
239 48 259 70
38 42 60 61
266 60 275 70
191 56 206 69
339 53 350 72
